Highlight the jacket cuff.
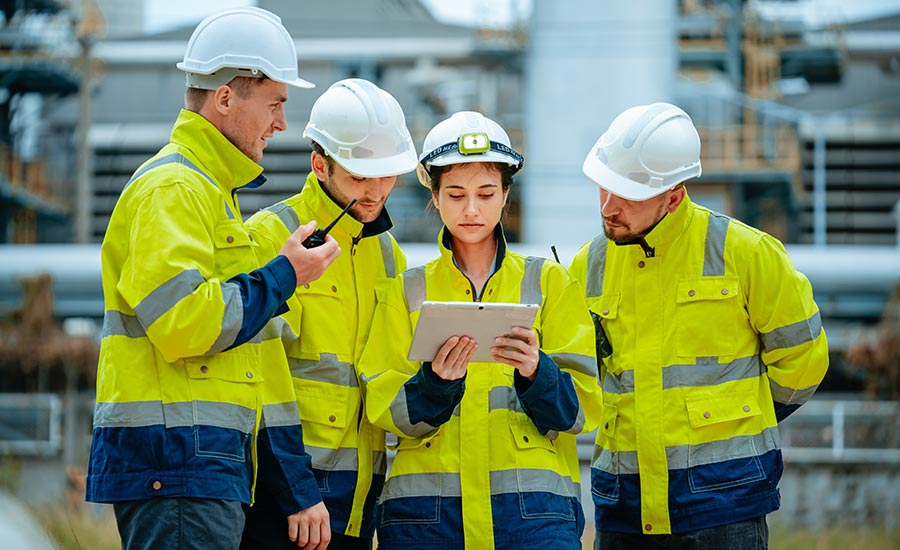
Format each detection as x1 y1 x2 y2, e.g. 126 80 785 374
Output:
514 351 556 401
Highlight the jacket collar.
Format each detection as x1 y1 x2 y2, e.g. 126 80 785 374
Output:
617 191 696 254
169 109 265 193
299 172 394 239
438 223 507 275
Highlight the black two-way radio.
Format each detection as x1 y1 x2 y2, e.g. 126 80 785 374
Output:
302 198 358 248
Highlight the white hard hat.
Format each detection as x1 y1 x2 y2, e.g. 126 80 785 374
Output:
417 111 523 187
583 102 701 201
177 7 314 90
303 79 418 178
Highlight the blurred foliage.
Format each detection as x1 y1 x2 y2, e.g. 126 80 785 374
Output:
0 457 22 493
32 501 119 550
846 282 900 400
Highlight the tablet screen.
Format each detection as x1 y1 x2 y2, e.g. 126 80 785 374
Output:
407 301 539 362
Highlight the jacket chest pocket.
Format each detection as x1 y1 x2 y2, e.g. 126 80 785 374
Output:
675 277 743 359
213 219 256 277
296 287 352 356
588 292 621 376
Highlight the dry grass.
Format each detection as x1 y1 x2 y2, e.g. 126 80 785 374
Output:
581 524 900 549
32 502 119 550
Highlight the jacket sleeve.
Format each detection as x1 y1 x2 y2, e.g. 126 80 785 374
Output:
119 184 295 363
746 235 829 421
255 323 323 514
359 277 463 439
520 263 602 435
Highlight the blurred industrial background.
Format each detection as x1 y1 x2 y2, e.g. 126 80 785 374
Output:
0 0 898 547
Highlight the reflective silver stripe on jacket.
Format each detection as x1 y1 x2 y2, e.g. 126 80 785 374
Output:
702 212 731 276
520 256 544 305
306 445 359 471
101 310 146 339
585 237 608 298
289 353 359 387
769 378 819 406
265 202 301 233
592 426 780 475
205 281 244 354
380 468 578 501
761 311 823 352
379 233 397 279
93 400 255 432
260 401 301 429
389 382 440 437
603 355 765 395
402 266 427 312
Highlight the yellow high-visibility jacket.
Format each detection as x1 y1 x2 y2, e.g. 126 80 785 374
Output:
86 110 321 514
359 227 602 549
568 193 828 535
246 173 406 538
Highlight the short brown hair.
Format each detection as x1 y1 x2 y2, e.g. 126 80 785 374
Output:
184 76 268 112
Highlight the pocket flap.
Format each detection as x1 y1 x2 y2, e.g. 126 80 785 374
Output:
601 404 618 437
676 277 739 303
186 350 262 384
590 292 620 320
215 221 253 248
296 391 348 429
509 421 555 451
685 392 760 428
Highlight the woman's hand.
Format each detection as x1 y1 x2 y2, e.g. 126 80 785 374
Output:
432 336 476 381
492 326 539 381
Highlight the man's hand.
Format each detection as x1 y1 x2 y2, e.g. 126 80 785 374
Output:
287 501 330 549
279 221 341 287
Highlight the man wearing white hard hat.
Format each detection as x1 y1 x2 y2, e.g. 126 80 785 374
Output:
243 78 418 550
568 103 829 548
86 8 335 549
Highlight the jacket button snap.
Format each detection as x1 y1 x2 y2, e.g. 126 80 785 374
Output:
425 442 431 448
465 289 470 295
743 405 751 412
200 365 208 374
602 309 609 315
637 261 645 268
488 289 493 295
604 422 609 430
703 411 711 419
248 234 253 241
328 415 336 423
331 285 337 292
304 283 310 289
688 289 696 297
523 436 530 443
226 235 234 244
352 249 356 256
645 524 652 532
245 372 253 379
721 288 729 295
152 481 162 491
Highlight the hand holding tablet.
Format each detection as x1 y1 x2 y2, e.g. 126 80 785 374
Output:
408 301 539 363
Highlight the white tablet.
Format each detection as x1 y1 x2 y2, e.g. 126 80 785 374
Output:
407 301 539 363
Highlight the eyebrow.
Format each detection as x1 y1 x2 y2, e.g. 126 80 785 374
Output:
444 183 499 190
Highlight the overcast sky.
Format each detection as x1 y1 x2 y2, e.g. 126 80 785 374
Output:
143 0 898 34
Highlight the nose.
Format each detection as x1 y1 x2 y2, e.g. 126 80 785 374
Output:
273 104 287 132
465 195 479 215
600 189 622 216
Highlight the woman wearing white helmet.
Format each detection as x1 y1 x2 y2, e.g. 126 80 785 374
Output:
358 112 602 549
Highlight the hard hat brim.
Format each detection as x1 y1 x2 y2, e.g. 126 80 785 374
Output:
334 150 419 179
582 149 673 202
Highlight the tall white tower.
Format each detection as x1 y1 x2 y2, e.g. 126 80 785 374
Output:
521 0 677 246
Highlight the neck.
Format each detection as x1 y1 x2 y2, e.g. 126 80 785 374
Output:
451 236 497 293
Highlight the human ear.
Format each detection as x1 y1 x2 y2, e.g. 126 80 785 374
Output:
311 151 328 181
212 85 233 116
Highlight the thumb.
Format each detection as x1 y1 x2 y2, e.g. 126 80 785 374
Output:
290 220 317 242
